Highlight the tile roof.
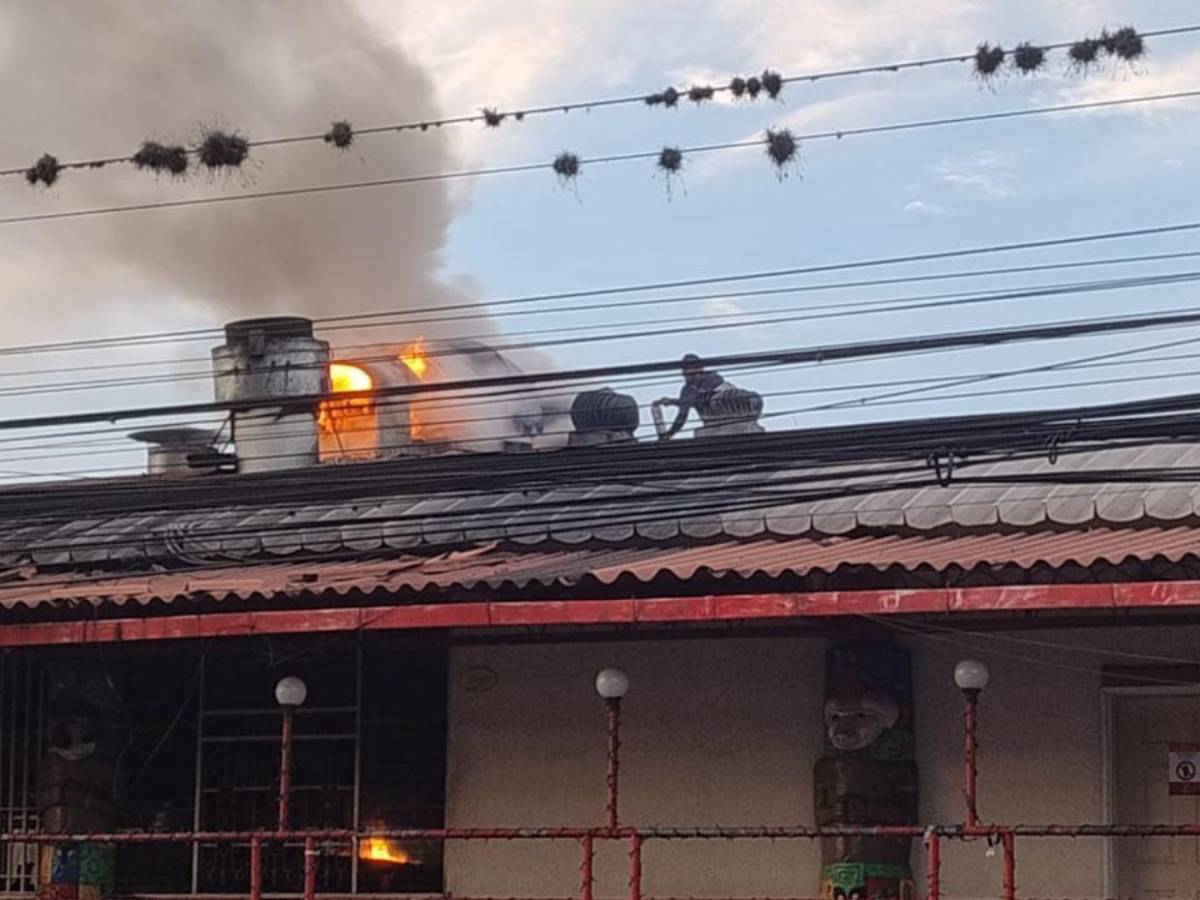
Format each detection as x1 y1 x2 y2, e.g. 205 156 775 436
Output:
1 442 1199 567
0 525 1195 610
0 441 1198 610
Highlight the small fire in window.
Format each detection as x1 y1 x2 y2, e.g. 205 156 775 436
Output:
358 837 411 865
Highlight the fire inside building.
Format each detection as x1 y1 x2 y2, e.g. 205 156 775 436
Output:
0 316 1197 899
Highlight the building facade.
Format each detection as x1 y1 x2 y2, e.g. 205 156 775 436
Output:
0 439 1198 898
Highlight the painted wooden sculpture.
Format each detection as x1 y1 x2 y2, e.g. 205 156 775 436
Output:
814 645 918 900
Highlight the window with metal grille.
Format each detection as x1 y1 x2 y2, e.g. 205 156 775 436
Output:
1 636 447 897
0 655 45 897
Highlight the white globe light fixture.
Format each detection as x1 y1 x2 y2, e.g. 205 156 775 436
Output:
595 668 630 700
953 659 990 694
274 675 309 708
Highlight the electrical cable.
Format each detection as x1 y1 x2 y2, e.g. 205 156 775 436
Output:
4 24 1195 179
0 89 1194 232
4 305 1200 434
4 220 1200 360
2 268 1194 401
4 329 1200 472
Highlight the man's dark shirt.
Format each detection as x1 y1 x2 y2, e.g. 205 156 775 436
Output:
663 371 724 437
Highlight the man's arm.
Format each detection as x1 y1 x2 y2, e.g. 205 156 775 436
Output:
656 393 691 440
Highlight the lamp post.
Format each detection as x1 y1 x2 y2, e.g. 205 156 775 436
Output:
275 675 308 832
953 659 989 830
595 668 629 830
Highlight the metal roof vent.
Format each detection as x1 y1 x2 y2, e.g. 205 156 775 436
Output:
568 388 639 446
128 427 226 477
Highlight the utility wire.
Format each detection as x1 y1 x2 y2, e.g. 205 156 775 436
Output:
1 441 1191 561
2 269 1194 401
6 245 1198 384
0 89 1195 231
7 336 1200 466
7 325 1196 477
4 25 1195 180
4 219 1200 361
4 306 1200 433
9 359 1200 516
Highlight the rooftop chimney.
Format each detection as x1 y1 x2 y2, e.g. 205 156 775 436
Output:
212 317 330 474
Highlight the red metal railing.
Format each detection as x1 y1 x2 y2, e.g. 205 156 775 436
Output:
3 823 1196 900
8 680 1195 898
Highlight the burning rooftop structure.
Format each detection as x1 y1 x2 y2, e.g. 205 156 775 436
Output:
133 316 765 477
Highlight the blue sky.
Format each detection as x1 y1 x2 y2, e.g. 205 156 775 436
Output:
393 0 1200 429
1 0 1199 477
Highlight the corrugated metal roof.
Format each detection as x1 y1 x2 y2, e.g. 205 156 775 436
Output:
1 443 1199 566
0 525 1196 609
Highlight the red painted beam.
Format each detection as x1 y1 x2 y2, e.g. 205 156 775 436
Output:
0 580 1196 647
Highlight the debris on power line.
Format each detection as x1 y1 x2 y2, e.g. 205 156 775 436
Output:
973 43 1006 81
1068 37 1102 72
552 151 580 183
481 108 505 128
657 146 683 173
657 146 685 199
197 130 249 170
765 128 799 178
323 120 354 149
687 85 715 104
644 86 681 107
1104 26 1145 61
729 76 748 98
25 154 61 188
132 141 189 175
1012 43 1046 74
761 70 784 99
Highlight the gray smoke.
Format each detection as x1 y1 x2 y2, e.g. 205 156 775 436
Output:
0 0 474 343
0 0 575 466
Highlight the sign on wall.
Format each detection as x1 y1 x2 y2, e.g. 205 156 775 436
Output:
1169 743 1200 795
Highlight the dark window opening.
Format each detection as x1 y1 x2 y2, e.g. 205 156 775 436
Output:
7 635 447 896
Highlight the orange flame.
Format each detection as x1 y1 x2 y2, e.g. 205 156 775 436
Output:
318 362 377 459
399 339 429 379
397 339 447 443
358 837 410 865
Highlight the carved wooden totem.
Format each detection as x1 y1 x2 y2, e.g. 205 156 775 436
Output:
814 645 918 900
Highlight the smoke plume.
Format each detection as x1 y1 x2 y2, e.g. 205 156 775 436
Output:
0 0 474 345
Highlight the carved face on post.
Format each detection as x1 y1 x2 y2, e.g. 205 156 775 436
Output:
824 688 900 752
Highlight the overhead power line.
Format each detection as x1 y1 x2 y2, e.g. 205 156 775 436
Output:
0 89 1196 228
3 306 1200 434
0 328 1195 479
2 24 1195 182
3 247 1200 386
2 269 1194 401
3 219 1200 361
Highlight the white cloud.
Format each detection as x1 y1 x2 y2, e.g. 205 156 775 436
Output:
703 296 748 317
934 149 1018 197
1051 49 1200 118
904 199 948 214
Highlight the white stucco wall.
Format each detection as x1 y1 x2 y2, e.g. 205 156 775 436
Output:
444 624 1200 899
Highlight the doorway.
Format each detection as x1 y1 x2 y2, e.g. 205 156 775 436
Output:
1110 692 1200 899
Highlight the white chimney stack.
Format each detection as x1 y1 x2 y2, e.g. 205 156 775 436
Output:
212 317 330 474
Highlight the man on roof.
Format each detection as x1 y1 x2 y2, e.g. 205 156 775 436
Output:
653 354 726 440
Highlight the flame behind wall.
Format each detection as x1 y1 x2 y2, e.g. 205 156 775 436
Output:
319 337 560 459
